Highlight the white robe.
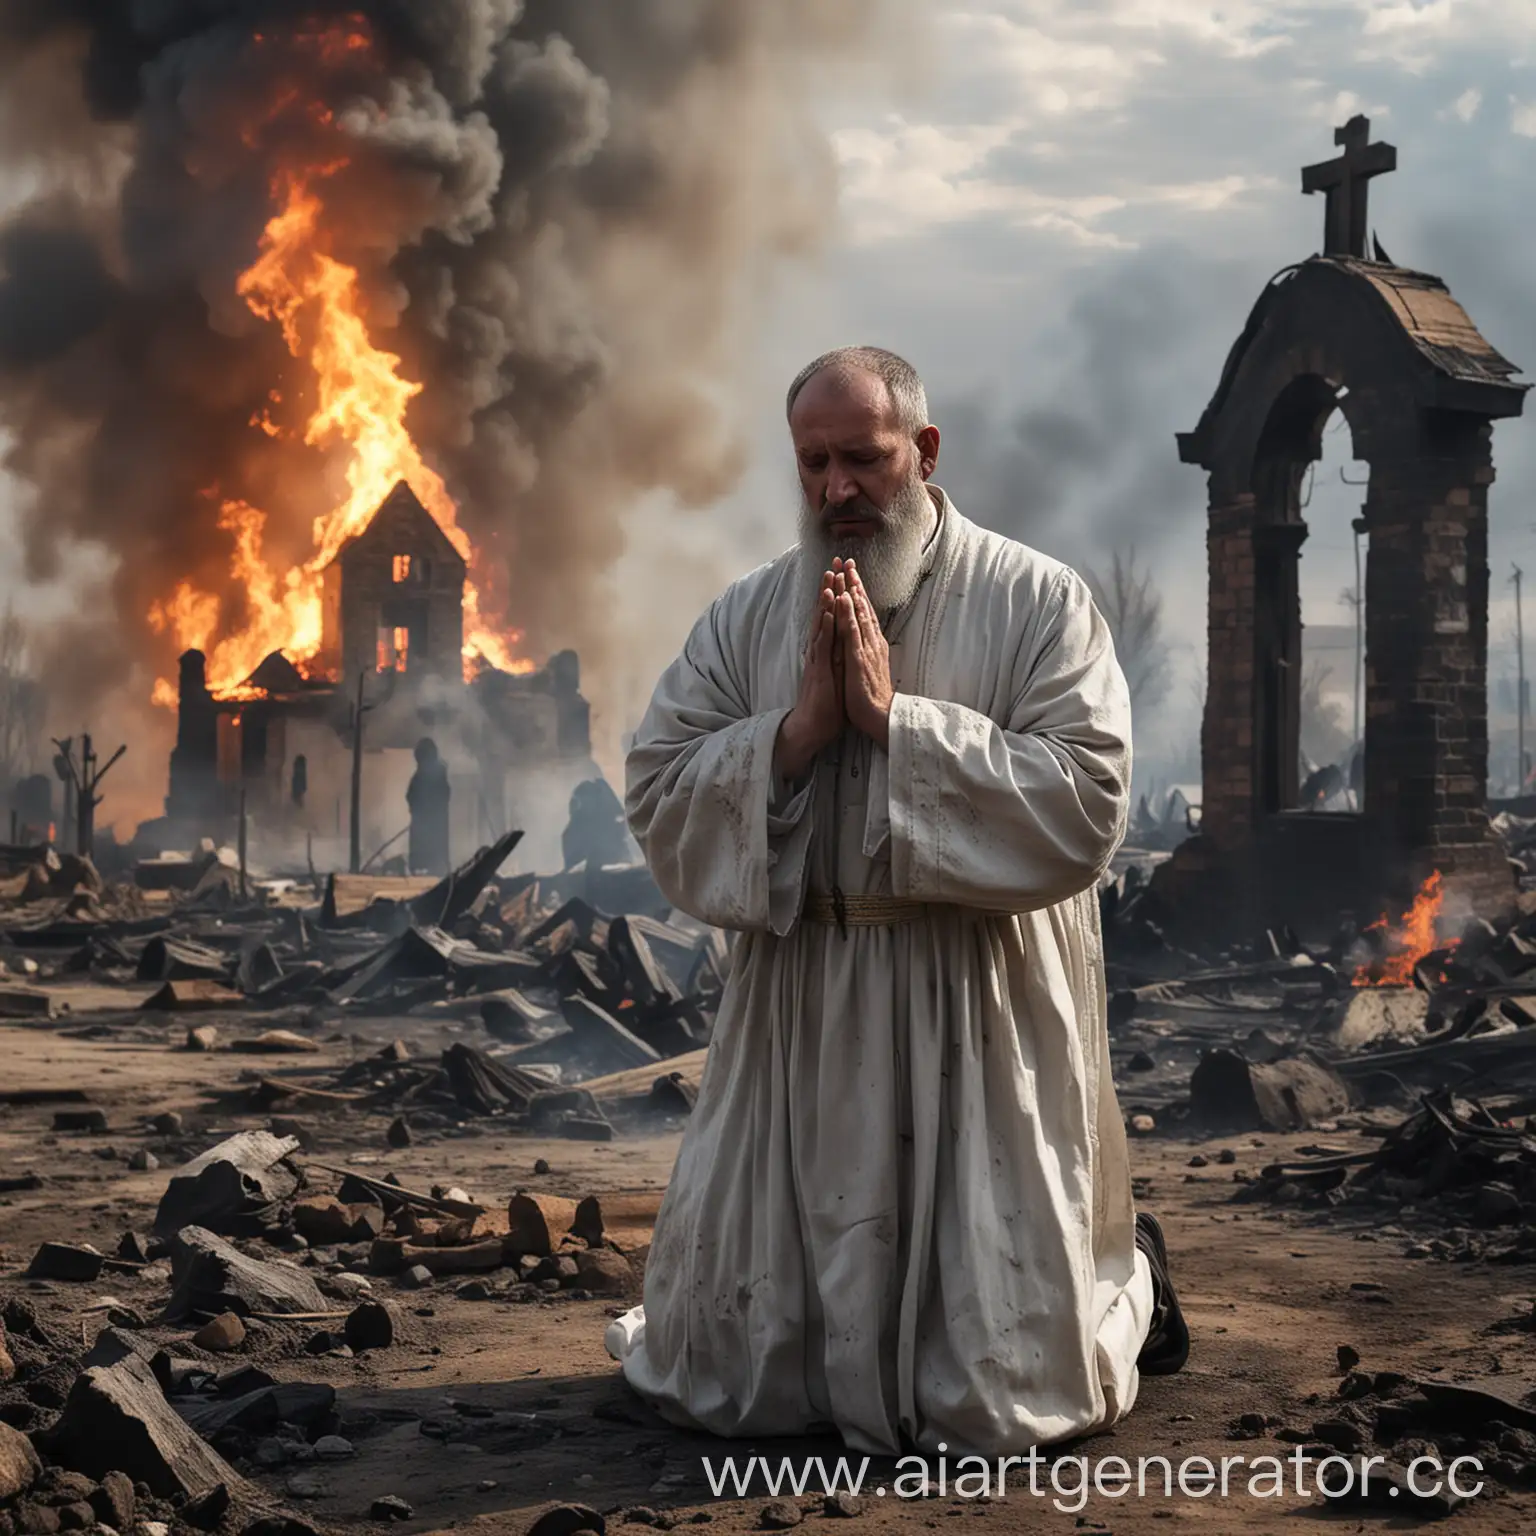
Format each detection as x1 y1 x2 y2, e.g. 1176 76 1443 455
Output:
605 492 1153 1456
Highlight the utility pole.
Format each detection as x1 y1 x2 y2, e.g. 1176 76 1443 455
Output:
1351 518 1366 751
52 741 75 851
347 671 387 874
1516 565 1528 795
350 672 366 874
237 786 248 900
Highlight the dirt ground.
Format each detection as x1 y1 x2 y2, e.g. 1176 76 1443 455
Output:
3 991 1535 1536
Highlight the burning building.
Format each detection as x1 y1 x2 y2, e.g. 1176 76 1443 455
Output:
156 480 595 874
0 3 898 842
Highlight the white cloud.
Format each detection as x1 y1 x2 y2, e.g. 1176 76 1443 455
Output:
833 120 1020 240
1512 97 1536 137
1356 0 1536 69
1450 87 1483 121
829 3 1466 252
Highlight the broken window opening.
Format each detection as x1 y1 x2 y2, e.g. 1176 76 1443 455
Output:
1250 375 1367 820
377 626 411 673
393 555 412 583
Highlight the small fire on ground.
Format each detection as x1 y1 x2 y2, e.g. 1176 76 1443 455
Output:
147 16 527 707
1352 871 1457 988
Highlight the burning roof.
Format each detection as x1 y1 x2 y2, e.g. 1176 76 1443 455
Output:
0 1 899 751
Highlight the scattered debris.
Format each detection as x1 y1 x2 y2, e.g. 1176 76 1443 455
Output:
26 1245 105 1284
527 1506 606 1536
0 1423 42 1502
153 1132 302 1239
39 1346 253 1503
190 1314 246 1353
342 1301 395 1353
1189 1050 1351 1132
166 1228 329 1321
51 1110 107 1134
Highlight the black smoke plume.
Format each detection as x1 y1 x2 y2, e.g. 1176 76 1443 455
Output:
0 0 905 818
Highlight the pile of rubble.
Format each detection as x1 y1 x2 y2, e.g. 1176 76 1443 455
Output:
1235 1089 1536 1260
1228 1359 1536 1515
2 830 725 1138
1101 865 1536 1135
1097 860 1536 1259
243 1037 702 1145
0 1129 652 1536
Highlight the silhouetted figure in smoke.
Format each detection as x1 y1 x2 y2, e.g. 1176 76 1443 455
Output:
407 738 451 875
562 778 631 872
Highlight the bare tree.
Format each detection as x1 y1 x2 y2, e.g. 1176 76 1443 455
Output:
0 607 43 793
1299 659 1351 769
1083 547 1172 712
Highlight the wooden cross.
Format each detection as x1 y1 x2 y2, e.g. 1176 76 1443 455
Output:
1301 115 1396 258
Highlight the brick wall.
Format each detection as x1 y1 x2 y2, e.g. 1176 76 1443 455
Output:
1202 499 1257 851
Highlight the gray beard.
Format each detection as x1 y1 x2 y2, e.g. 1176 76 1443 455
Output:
796 475 934 627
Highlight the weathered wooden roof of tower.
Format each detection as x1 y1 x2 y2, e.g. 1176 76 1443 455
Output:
336 481 465 570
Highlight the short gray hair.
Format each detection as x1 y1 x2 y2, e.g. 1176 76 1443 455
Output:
785 346 930 438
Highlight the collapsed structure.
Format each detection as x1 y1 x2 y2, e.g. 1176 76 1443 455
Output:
157 483 598 873
1155 117 1529 938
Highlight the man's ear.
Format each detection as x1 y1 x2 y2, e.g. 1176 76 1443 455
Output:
915 425 941 480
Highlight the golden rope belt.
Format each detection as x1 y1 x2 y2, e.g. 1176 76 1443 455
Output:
800 891 930 926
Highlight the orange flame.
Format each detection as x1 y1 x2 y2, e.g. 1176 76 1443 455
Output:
150 102 529 703
1352 871 1455 987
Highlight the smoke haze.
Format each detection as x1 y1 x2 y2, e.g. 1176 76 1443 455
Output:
0 0 912 822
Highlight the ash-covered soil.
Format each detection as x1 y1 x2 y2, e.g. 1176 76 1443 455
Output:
4 991 1536 1536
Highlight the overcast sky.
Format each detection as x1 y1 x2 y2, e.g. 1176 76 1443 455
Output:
5 1 1536 790
617 0 1536 782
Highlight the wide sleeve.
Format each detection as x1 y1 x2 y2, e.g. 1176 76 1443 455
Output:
624 595 815 935
883 567 1130 911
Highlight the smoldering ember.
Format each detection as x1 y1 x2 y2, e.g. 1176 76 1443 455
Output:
7 3 1536 1530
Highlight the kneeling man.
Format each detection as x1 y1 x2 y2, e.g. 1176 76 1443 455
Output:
606 346 1187 1456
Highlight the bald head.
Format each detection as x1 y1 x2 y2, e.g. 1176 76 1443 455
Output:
785 346 929 438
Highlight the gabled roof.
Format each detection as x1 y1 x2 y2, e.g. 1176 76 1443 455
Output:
246 651 310 694
336 481 466 570
1342 257 1522 388
1179 255 1527 469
